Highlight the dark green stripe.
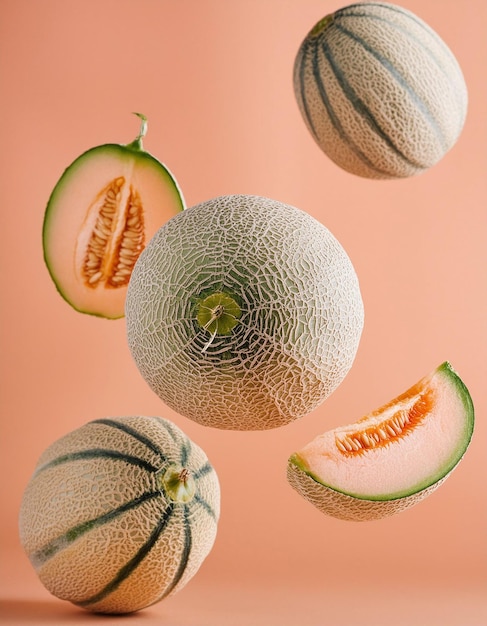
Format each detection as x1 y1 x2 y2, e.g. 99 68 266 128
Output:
31 491 162 567
77 503 175 608
150 416 191 468
179 438 191 467
336 7 464 132
192 495 217 521
151 416 179 443
308 36 392 176
35 449 159 475
295 44 319 140
157 507 192 600
342 9 459 75
336 2 443 42
333 22 446 155
193 462 213 480
319 26 429 170
336 2 403 17
92 418 168 463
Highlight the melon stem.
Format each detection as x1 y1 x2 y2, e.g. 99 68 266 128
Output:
161 464 196 503
179 468 190 483
202 328 218 353
201 304 225 352
202 305 225 331
127 112 148 151
309 14 334 38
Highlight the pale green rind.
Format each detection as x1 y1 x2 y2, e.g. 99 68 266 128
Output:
287 458 452 522
439 361 475 444
42 143 185 319
289 362 474 508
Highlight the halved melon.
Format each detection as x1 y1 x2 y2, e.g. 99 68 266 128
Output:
287 362 474 521
43 114 185 319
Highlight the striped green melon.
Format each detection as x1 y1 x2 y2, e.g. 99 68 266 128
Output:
125 194 364 430
294 2 468 179
19 416 220 614
288 362 474 521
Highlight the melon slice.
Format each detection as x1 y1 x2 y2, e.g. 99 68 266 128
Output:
287 362 474 521
43 113 185 319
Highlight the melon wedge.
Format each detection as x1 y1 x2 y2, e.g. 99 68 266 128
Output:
287 362 474 521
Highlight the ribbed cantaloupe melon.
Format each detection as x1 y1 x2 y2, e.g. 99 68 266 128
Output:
19 416 220 614
288 362 474 521
125 194 364 431
294 2 468 179
43 114 185 319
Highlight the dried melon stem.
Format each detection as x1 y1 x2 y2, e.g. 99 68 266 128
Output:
160 465 196 504
309 14 334 38
126 112 148 151
195 291 242 352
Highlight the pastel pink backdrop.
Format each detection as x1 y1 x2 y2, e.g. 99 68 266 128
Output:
1 1 486 625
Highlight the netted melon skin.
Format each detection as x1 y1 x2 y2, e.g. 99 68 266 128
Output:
19 416 220 614
125 195 364 430
287 460 450 522
294 2 468 179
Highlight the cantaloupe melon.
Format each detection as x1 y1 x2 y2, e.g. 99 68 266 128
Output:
294 2 468 179
125 194 364 430
19 416 220 614
43 114 185 319
287 362 474 521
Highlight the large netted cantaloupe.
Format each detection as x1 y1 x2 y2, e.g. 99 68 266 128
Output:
294 2 468 179
125 194 364 430
19 416 220 614
288 362 474 521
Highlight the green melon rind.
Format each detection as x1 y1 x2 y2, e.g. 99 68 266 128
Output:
286 459 452 522
42 143 185 319
287 362 474 520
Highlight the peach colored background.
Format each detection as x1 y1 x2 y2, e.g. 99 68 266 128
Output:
1 1 486 624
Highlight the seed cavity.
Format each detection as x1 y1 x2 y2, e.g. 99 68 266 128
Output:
335 389 434 456
81 177 145 289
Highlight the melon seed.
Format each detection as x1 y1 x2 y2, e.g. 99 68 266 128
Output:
81 177 148 290
88 271 103 284
335 391 433 456
106 187 145 288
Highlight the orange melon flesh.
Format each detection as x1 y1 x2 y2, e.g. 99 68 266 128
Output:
289 362 474 512
43 143 184 319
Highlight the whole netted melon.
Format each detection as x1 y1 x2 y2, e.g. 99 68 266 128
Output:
19 416 220 614
294 2 468 179
125 194 364 430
